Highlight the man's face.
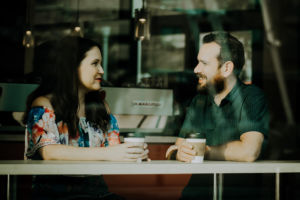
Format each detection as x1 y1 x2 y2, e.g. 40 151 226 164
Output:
194 42 225 93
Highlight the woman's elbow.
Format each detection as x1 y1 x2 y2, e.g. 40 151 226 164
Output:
39 146 54 160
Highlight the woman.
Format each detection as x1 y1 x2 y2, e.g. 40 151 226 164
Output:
23 36 148 199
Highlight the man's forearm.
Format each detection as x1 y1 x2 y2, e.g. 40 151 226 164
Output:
205 141 261 162
205 132 264 162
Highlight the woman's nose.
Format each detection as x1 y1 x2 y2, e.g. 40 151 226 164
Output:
98 65 104 74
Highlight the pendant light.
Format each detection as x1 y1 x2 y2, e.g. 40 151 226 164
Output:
22 0 34 48
71 0 83 37
134 0 150 40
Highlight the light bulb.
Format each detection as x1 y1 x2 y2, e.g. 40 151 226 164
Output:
71 26 84 37
139 18 146 23
134 9 150 40
22 30 34 48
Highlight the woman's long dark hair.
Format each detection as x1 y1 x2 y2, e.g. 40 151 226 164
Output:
23 36 110 137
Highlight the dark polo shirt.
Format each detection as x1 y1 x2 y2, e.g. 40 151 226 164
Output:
179 80 270 200
179 79 269 151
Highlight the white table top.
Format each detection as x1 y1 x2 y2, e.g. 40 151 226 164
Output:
1 160 300 175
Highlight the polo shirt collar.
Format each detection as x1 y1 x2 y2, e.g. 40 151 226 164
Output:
223 79 243 102
207 79 243 106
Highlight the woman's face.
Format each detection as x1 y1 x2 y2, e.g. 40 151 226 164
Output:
78 46 104 92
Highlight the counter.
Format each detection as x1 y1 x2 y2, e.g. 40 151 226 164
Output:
1 160 300 200
1 160 300 175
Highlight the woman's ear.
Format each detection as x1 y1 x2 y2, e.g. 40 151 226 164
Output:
221 61 234 77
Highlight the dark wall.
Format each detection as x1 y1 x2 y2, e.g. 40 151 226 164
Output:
0 2 26 82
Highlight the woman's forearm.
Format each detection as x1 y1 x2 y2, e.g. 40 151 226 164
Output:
39 144 109 161
39 143 148 162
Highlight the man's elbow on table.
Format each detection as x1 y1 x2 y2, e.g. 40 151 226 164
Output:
222 146 261 162
206 132 264 162
241 149 261 162
227 131 264 162
239 131 264 162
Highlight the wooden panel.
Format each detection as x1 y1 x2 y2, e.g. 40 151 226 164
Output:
148 143 171 160
103 174 191 200
0 141 24 160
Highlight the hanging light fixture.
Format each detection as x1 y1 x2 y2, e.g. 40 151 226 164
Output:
134 0 150 40
22 0 34 48
22 30 34 48
71 0 83 37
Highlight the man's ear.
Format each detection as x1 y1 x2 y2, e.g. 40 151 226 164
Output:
220 61 234 77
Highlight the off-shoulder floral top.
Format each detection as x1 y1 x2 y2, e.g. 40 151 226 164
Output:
25 106 121 160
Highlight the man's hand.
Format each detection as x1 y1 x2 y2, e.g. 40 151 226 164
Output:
166 138 186 160
176 141 196 162
166 138 199 162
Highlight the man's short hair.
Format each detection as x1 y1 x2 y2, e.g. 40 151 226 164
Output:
203 31 245 76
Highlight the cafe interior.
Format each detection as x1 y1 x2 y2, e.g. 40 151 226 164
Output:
0 0 299 199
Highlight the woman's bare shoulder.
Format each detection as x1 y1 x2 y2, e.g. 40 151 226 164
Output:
31 95 53 110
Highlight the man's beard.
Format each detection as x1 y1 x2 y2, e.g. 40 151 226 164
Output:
196 73 225 95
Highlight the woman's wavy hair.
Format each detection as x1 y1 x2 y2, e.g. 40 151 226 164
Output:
23 36 110 137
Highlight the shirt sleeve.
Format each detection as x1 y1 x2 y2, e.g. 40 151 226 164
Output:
25 107 60 159
239 90 270 137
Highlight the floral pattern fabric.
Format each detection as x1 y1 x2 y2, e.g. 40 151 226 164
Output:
25 106 120 159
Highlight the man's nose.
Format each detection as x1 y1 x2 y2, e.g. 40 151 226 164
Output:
194 63 202 73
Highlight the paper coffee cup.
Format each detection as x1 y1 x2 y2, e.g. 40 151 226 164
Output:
186 138 206 163
124 137 146 163
124 137 145 143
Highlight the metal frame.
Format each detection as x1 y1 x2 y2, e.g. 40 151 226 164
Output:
1 160 300 200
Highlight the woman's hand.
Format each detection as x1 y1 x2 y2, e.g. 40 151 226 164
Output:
105 142 149 162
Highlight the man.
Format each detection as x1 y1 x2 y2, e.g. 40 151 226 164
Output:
166 31 269 199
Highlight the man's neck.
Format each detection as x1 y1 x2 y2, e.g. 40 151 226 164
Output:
214 76 237 106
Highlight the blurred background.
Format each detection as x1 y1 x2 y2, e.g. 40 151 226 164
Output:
0 0 299 199
1 0 299 155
